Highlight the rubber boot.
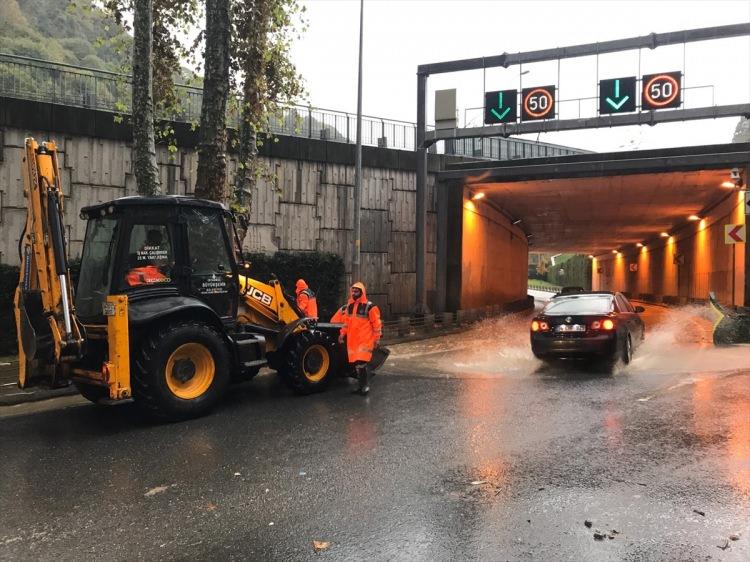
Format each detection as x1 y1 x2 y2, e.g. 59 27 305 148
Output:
356 364 369 396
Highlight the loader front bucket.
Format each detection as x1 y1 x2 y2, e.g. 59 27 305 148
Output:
709 292 750 346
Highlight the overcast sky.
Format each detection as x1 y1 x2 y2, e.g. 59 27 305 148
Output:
291 0 750 152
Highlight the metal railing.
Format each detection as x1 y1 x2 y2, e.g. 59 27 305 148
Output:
381 299 534 343
0 52 588 156
527 280 562 294
0 52 418 150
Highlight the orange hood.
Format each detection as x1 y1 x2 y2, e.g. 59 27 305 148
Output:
349 281 367 303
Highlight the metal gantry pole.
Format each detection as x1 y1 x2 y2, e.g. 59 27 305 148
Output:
416 72 428 313
353 0 364 283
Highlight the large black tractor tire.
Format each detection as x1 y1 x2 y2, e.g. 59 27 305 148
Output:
132 321 231 421
279 330 336 395
74 382 109 404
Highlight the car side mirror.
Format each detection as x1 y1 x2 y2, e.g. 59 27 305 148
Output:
634 306 645 313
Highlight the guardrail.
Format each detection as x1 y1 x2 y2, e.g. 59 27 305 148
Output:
381 297 534 343
527 281 562 294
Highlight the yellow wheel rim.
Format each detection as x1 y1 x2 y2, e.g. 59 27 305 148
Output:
165 343 215 399
302 344 330 383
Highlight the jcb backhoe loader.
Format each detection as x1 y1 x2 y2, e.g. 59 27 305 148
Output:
14 138 350 419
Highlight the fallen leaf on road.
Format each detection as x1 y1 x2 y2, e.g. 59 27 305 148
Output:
717 540 730 550
206 503 218 512
593 531 606 541
312 540 331 552
692 509 705 516
470 480 488 486
584 520 592 528
144 485 170 497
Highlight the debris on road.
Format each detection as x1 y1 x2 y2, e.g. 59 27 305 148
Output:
144 485 171 497
299 471 307 476
268 522 274 526
584 520 592 528
470 480 488 485
233 472 241 477
312 540 331 552
717 539 730 550
729 533 740 541
692 509 705 516
206 503 218 512
593 531 606 541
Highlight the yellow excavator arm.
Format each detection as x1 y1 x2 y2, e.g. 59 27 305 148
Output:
14 138 83 388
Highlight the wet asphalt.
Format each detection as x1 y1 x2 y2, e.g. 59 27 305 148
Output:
1 305 750 561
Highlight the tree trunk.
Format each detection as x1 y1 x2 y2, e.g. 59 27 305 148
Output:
195 0 231 202
132 0 160 196
235 0 271 240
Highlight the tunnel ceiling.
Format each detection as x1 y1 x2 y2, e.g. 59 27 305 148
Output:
480 169 734 255
443 143 750 257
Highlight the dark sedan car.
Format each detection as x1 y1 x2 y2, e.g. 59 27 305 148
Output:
530 292 645 365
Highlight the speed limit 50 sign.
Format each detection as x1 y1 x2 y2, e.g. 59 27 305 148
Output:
642 71 682 110
521 85 555 121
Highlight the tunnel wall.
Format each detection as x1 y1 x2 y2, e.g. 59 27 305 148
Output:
593 191 746 306
460 190 529 310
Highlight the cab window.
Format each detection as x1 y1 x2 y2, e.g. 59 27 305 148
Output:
122 224 174 288
185 208 232 275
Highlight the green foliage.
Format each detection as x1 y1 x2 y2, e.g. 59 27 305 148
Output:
0 265 20 356
0 0 131 70
546 255 592 289
244 251 345 320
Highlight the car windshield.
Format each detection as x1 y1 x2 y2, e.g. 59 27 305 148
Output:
544 295 613 315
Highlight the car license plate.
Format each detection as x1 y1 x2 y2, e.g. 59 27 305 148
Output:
556 324 585 333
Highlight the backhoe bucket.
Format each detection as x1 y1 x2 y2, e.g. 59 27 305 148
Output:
709 292 750 346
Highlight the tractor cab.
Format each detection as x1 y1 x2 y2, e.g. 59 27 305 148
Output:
77 196 241 326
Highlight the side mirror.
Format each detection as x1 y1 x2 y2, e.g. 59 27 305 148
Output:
634 306 645 313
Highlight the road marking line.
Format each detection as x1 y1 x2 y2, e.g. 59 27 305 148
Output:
1 382 18 387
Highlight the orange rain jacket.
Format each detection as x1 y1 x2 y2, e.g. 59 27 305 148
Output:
339 282 382 363
295 279 318 319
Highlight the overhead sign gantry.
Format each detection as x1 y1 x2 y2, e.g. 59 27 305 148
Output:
414 24 750 313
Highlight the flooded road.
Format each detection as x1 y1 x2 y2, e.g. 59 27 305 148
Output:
1 301 749 561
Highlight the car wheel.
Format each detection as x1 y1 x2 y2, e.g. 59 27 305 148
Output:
622 333 633 364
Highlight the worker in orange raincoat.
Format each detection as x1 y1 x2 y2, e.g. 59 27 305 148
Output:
295 279 318 318
339 282 382 395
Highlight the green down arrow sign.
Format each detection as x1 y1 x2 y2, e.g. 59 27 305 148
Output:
600 76 636 114
484 89 517 124
606 80 629 110
491 92 511 120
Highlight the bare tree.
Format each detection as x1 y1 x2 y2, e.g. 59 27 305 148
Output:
194 0 231 201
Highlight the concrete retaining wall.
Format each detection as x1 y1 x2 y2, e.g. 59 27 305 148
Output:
0 97 467 317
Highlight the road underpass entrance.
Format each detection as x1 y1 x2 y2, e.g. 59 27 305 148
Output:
435 143 750 312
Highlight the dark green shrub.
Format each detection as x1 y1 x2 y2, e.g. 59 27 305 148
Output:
0 265 20 356
244 251 345 320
